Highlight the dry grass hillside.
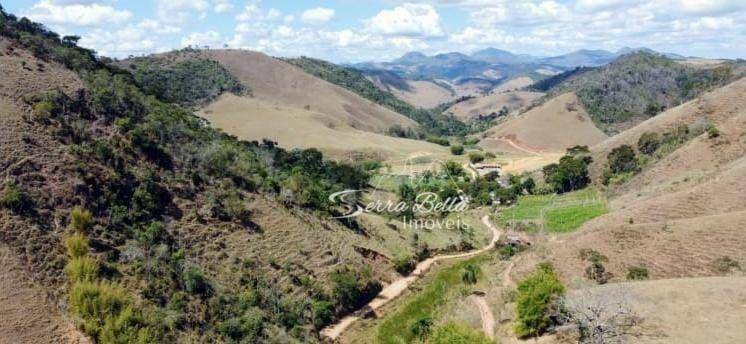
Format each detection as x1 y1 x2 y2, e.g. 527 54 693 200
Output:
512 78 746 285
195 50 418 133
367 76 455 109
0 36 90 343
446 91 544 122
198 94 447 160
491 76 534 93
564 277 746 344
478 92 608 153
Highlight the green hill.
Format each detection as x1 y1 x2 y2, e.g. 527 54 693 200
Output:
547 52 742 133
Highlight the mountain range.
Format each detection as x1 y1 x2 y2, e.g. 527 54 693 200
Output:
353 47 687 84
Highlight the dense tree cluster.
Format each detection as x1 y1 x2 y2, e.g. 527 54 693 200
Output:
542 146 592 193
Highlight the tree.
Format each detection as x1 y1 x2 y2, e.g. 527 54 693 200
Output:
514 263 565 337
544 155 591 193
637 132 660 155
522 177 536 194
607 145 638 174
561 290 639 344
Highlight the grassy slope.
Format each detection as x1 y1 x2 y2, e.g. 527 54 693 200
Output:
285 56 468 136
497 188 607 233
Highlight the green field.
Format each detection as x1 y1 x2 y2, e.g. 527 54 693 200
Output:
497 188 607 233
375 255 489 344
369 174 410 192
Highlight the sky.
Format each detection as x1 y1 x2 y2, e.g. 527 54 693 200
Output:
2 0 745 62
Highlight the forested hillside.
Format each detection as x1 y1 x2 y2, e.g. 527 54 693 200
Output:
0 8 384 343
547 52 743 132
122 54 246 106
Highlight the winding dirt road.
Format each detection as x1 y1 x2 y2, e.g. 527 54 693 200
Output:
320 215 502 340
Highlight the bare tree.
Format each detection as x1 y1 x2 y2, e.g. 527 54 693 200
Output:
560 289 640 344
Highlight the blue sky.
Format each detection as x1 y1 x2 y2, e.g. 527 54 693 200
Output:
2 0 744 62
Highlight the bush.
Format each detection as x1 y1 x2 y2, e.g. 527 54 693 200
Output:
0 182 32 214
393 255 416 275
410 316 433 341
64 232 89 258
450 145 464 155
429 322 493 344
183 267 211 296
707 125 721 138
626 266 649 280
69 206 93 233
311 301 334 329
66 256 99 282
637 132 660 155
69 281 135 337
468 152 484 163
607 145 638 174
514 263 565 338
330 266 382 314
426 136 450 146
461 263 480 285
712 256 741 274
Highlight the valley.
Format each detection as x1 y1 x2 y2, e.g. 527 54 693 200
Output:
0 2 745 344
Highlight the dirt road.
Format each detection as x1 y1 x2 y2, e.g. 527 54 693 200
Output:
320 215 502 340
469 294 496 339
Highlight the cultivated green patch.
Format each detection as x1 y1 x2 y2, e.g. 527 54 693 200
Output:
497 188 607 233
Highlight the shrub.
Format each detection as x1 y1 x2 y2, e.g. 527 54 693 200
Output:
66 256 99 282
712 256 741 274
514 263 565 338
637 132 660 155
69 206 93 233
393 255 416 275
0 182 32 214
626 266 649 280
311 301 334 329
469 152 485 163
410 316 433 341
426 136 450 146
461 263 480 285
330 266 382 314
183 267 211 296
707 125 721 138
450 145 464 155
69 281 130 335
429 322 493 344
64 232 89 258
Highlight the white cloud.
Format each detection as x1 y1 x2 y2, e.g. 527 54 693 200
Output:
213 0 233 13
366 3 444 38
24 0 132 27
156 0 209 24
300 7 335 24
679 0 745 15
181 30 223 48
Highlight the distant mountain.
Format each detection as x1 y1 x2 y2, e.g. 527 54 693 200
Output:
537 49 617 68
471 48 538 64
352 47 693 90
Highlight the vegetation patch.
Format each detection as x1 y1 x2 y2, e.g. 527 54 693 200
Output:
375 256 488 344
514 263 565 338
497 188 607 233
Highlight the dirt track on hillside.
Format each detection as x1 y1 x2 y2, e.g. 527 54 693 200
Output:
321 215 502 340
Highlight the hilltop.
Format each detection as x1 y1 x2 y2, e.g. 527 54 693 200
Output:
544 52 744 133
